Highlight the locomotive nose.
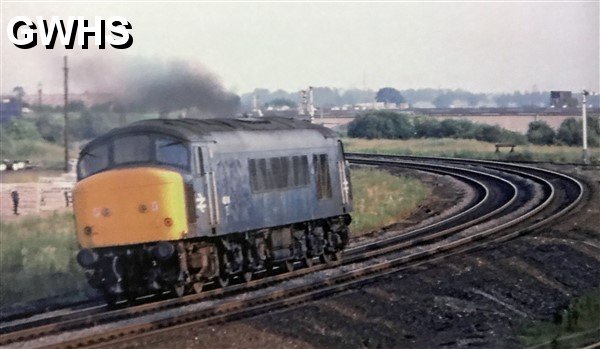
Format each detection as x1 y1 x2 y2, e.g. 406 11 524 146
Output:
73 167 189 248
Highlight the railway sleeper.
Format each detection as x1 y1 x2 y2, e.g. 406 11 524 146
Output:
76 215 350 305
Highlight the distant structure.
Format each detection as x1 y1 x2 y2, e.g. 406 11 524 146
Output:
298 86 315 121
550 91 578 108
0 97 22 123
252 93 263 117
37 82 43 107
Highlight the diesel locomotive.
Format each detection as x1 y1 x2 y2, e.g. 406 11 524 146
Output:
73 117 352 303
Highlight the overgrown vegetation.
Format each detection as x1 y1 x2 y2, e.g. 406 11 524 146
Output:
0 213 92 307
347 111 527 144
518 289 600 349
0 119 65 169
346 111 600 153
345 138 600 164
526 118 600 146
349 167 430 235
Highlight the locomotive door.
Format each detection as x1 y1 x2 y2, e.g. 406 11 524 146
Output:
193 145 220 233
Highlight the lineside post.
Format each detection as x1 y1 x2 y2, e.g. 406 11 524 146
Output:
63 56 69 172
582 90 589 164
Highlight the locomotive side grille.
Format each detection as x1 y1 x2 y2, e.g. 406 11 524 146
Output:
184 183 197 223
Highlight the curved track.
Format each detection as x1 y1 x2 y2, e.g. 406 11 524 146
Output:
0 154 585 349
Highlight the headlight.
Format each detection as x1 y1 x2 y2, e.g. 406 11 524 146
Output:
153 241 175 261
77 248 99 268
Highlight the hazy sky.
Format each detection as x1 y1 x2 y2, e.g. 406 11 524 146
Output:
1 1 599 95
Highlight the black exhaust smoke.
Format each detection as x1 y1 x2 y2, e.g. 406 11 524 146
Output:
72 56 240 117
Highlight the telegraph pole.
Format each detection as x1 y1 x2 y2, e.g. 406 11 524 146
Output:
63 56 69 172
37 82 42 107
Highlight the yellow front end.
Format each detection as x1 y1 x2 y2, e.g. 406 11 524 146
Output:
73 167 188 248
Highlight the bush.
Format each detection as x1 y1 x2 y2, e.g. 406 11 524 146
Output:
2 119 42 141
557 116 600 147
439 119 475 138
527 120 556 145
414 116 443 138
35 114 63 143
347 111 415 139
349 111 528 146
70 110 114 140
474 124 503 143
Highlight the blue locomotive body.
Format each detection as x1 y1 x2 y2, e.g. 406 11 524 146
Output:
75 117 352 301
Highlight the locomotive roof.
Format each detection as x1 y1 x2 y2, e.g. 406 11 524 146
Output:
81 117 337 151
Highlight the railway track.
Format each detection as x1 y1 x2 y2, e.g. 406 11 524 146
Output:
0 154 585 348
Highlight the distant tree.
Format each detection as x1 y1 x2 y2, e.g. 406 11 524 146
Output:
347 111 414 139
375 88 406 105
266 98 297 108
527 121 555 145
68 100 86 112
556 118 581 146
414 117 442 138
432 94 455 108
557 116 600 147
439 119 474 138
70 110 112 140
312 87 342 107
341 89 375 105
12 86 25 102
2 119 41 140
35 114 63 143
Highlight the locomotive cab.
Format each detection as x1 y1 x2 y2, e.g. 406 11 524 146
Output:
73 133 198 299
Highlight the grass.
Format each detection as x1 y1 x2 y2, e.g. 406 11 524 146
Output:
518 289 600 349
349 167 430 235
0 213 92 307
344 138 600 164
0 138 66 170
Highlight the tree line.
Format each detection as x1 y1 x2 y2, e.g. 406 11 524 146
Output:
347 111 600 147
347 111 526 144
241 87 600 110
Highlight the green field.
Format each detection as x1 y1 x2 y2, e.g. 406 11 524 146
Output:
344 137 600 164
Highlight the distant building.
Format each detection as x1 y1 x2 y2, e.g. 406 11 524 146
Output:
550 91 578 108
0 97 22 123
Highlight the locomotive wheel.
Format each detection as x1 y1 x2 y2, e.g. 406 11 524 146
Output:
217 274 230 288
303 256 313 268
332 251 342 261
319 252 332 264
172 283 186 297
242 270 253 283
282 260 294 272
192 282 204 294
